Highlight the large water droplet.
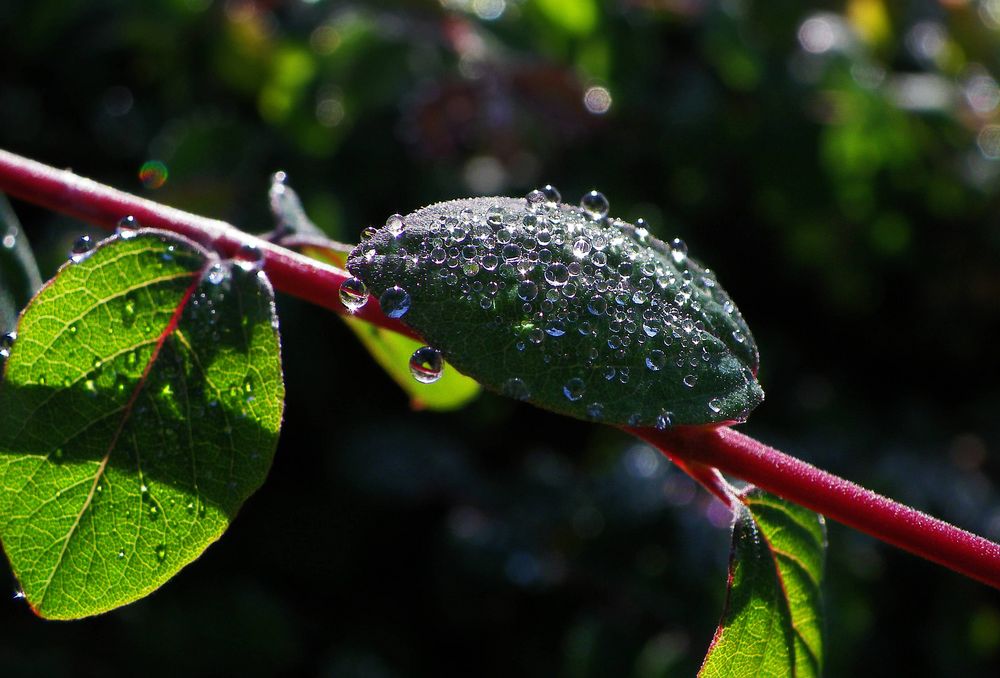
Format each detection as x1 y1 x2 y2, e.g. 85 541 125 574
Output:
682 374 698 388
541 184 562 206
580 190 609 220
708 398 722 414
0 331 15 359
544 263 570 286
502 377 531 400
670 238 688 265
205 262 229 285
70 235 93 263
517 280 538 301
339 277 368 311
235 243 265 272
525 189 546 209
563 377 586 401
655 410 674 430
409 346 444 384
645 350 666 371
379 286 411 318
116 215 139 237
385 213 405 236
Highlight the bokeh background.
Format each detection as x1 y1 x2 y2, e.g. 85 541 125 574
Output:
3 0 1000 675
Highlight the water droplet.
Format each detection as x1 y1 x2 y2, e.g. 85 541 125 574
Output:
645 350 666 371
544 263 570 286
517 280 538 301
563 377 586 401
586 402 604 419
682 374 698 388
670 238 688 264
580 190 609 220
52 447 64 462
235 243 265 272
541 184 562 206
732 329 745 343
379 286 411 318
116 215 139 235
385 213 405 236
655 410 674 430
117 549 125 559
70 235 93 263
409 346 444 384
0 331 15 359
155 544 167 562
545 320 565 337
525 189 546 209
572 238 592 258
502 377 531 400
708 398 723 413
205 262 228 285
339 277 369 311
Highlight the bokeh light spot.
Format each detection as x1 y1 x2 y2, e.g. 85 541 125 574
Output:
138 161 168 190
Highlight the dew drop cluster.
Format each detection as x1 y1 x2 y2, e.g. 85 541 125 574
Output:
347 188 761 426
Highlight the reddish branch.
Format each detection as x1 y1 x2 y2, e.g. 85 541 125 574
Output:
0 149 419 341
2 147 999 590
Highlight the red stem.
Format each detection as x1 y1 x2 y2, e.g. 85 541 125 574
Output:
0 149 420 341
629 425 1000 590
3 147 999 589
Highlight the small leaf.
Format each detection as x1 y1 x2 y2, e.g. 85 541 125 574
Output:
0 193 43 331
0 230 284 619
700 488 826 677
300 244 481 412
347 196 763 427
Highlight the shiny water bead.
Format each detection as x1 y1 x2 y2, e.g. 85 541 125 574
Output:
645 350 666 371
655 410 674 430
0 331 15 359
385 213 405 236
544 263 570 286
517 280 539 301
116 215 139 235
563 377 586 401
339 277 369 311
580 190 609 220
379 286 411 318
70 235 93 263
541 184 561 206
235 243 265 272
409 346 444 384
670 238 688 264
525 189 546 209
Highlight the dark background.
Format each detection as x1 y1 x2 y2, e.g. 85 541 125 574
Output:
3 0 1000 675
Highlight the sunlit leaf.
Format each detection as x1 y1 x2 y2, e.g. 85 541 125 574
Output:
348 196 762 427
0 230 284 619
700 488 826 677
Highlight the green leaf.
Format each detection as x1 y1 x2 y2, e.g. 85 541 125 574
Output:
347 196 763 427
0 230 284 619
700 488 826 678
301 244 481 412
0 193 43 331
534 0 598 36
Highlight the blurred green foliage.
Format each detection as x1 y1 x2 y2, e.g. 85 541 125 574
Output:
2 0 1000 675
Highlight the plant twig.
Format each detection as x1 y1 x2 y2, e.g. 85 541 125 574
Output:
3 146 999 590
629 424 1000 590
0 149 420 341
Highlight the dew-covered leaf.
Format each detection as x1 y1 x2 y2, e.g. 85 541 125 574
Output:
700 488 826 678
0 194 43 332
0 230 284 619
347 195 763 427
300 244 480 412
